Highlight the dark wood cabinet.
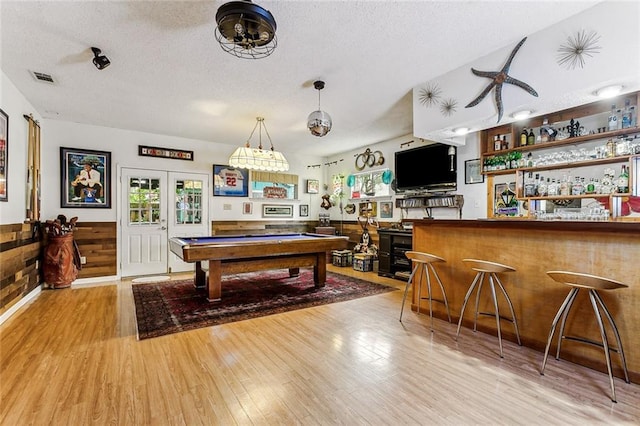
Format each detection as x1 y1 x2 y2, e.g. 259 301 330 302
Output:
377 228 412 280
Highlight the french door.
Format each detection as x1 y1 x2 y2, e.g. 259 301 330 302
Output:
120 168 208 277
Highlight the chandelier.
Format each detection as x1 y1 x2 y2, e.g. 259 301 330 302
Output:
228 117 289 171
214 0 277 59
307 80 332 137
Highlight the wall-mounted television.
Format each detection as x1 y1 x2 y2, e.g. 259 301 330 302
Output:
394 143 457 193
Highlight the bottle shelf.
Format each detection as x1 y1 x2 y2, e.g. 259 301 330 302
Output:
521 193 629 201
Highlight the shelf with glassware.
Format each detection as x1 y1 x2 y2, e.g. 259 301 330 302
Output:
395 194 464 219
480 90 640 175
480 90 640 220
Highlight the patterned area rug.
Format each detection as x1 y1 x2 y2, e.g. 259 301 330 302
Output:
132 269 397 340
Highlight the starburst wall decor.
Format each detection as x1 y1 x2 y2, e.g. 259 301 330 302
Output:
557 29 601 70
418 83 442 107
439 98 458 116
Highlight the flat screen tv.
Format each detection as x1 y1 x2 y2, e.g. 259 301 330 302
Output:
394 143 457 193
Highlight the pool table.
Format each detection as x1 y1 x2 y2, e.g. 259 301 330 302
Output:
169 233 349 301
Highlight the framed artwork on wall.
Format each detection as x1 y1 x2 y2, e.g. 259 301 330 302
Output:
262 204 293 218
465 158 484 184
213 164 249 197
0 108 8 201
380 201 393 218
306 179 319 194
300 204 309 217
60 147 111 208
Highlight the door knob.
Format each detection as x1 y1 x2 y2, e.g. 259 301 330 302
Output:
160 226 167 230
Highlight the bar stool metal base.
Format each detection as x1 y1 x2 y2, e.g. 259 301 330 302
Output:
455 259 522 358
540 271 630 403
399 251 451 331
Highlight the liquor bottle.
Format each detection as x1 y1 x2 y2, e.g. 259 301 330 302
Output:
494 135 501 151
617 165 629 193
527 129 535 145
608 104 618 131
586 178 595 194
540 118 549 143
537 176 548 197
524 172 536 197
559 174 571 196
621 99 632 129
502 135 508 150
547 179 558 196
606 139 616 157
571 176 584 195
520 128 528 146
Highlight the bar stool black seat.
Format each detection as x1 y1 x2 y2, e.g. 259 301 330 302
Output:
540 271 630 403
399 251 451 330
455 259 522 358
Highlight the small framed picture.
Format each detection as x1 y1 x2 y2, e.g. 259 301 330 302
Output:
465 158 484 184
243 202 253 215
299 204 309 217
262 204 293 218
306 179 319 194
60 147 111 208
380 201 393 218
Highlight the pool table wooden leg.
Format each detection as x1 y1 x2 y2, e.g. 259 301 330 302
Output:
314 252 326 288
207 260 222 302
194 261 206 289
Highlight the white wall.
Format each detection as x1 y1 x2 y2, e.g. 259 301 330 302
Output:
0 71 43 224
323 132 487 223
38 120 326 224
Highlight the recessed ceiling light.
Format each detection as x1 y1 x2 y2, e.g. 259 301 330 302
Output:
453 127 469 135
510 110 532 120
595 84 623 98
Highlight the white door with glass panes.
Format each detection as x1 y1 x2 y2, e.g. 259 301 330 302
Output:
121 169 209 277
168 172 209 273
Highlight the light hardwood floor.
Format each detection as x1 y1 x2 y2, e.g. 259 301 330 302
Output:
1 265 639 425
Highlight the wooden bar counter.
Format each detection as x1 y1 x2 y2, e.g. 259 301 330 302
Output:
410 219 640 383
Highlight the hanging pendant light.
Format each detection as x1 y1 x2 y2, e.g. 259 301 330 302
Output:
228 117 289 171
307 80 332 137
214 0 277 59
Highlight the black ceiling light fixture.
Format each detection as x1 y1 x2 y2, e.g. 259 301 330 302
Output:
214 0 277 59
91 47 110 70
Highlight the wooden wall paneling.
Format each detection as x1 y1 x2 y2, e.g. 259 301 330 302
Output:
0 223 42 315
73 222 117 278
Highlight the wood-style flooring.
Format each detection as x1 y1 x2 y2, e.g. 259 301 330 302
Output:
1 265 639 425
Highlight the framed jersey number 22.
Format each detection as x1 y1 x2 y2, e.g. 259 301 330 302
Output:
213 164 249 197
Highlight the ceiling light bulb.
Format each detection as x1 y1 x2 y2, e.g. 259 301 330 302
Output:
453 127 469 135
595 85 623 98
511 110 532 120
234 23 245 35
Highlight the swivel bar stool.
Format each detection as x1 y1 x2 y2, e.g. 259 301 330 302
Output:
540 271 630 403
455 259 522 358
399 251 451 330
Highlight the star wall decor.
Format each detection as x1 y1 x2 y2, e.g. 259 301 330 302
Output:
418 83 442 107
465 37 538 123
557 29 601 70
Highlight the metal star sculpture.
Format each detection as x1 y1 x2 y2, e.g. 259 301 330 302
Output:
465 37 538 123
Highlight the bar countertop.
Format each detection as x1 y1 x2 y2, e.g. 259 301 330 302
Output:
407 218 640 233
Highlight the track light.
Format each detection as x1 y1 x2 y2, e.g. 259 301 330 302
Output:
91 47 110 70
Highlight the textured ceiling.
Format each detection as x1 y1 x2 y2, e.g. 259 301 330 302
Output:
0 0 603 157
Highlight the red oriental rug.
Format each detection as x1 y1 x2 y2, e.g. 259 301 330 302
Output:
132 269 396 340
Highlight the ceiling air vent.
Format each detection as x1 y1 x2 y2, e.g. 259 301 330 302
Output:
30 71 55 84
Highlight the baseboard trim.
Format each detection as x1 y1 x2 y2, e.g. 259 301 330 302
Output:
0 285 42 326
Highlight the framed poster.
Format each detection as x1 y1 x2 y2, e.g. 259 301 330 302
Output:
380 201 393 218
306 179 319 194
213 164 248 197
60 147 111 208
262 204 293 218
465 158 484 184
0 109 7 201
299 204 309 217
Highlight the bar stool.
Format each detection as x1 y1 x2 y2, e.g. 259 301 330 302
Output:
540 271 630 403
455 259 521 358
399 251 452 330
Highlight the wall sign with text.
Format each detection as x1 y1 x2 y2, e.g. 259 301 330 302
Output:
138 145 193 161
